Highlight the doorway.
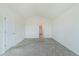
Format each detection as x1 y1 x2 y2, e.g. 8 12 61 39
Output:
39 17 45 42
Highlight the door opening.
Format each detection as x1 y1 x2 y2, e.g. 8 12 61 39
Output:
39 18 45 42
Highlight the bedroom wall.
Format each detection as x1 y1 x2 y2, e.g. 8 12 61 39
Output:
25 16 52 38
51 4 79 55
0 4 25 55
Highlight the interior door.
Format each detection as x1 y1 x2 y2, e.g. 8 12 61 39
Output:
5 16 15 50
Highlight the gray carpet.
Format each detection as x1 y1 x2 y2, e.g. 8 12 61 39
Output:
2 38 78 56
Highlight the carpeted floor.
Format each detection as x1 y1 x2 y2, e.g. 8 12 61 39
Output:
2 38 78 56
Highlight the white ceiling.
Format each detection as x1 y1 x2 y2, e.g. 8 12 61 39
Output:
0 3 76 20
